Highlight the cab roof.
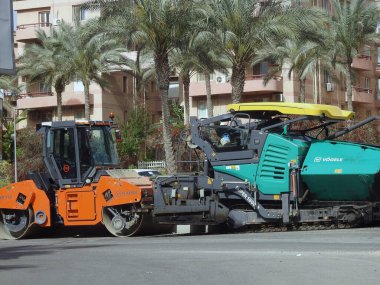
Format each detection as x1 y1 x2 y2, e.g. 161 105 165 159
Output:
227 102 354 120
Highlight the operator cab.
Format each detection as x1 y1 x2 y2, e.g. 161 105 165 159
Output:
39 120 119 188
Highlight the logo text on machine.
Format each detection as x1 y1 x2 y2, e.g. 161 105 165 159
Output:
314 157 343 163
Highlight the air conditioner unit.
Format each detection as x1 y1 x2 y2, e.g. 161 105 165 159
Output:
53 18 62 26
216 76 226 83
326 82 334 92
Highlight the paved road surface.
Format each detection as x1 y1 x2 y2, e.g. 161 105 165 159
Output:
1 227 379 285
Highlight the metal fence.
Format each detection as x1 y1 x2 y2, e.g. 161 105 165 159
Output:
137 160 166 169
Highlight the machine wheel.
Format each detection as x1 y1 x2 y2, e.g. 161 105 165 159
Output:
102 205 149 237
0 207 34 240
102 206 174 237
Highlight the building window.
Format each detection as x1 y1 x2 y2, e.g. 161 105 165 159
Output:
38 11 50 27
39 82 51 93
324 70 332 83
252 62 269 75
198 101 207 118
73 6 89 21
364 78 370 89
123 76 127 93
73 80 84 92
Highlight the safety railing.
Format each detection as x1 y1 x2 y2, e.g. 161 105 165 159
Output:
18 91 54 98
137 160 166 169
16 23 52 30
245 74 282 81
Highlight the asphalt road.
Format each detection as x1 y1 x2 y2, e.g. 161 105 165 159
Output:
0 227 379 285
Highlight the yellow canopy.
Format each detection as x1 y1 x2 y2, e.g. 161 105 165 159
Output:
227 102 354 120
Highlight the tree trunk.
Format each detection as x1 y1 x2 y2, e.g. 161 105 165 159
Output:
55 80 65 121
154 52 177 174
182 72 190 126
135 49 142 108
313 61 320 104
205 71 213 117
346 62 354 111
84 81 90 120
231 63 246 103
56 91 63 121
299 78 306 103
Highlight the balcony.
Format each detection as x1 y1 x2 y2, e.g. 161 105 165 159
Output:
345 87 374 104
13 1 52 11
189 75 283 97
17 91 94 109
351 55 373 71
14 23 51 43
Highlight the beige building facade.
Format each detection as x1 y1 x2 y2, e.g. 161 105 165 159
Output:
12 0 162 128
189 1 380 121
10 0 380 128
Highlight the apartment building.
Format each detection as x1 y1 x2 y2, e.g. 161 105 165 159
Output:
189 1 380 120
11 0 380 127
12 0 163 127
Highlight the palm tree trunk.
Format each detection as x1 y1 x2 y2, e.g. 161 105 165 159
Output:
182 72 190 126
346 63 354 111
135 49 142 108
299 78 306 103
154 53 177 174
231 64 245 103
314 61 320 104
55 80 65 121
84 81 90 120
56 91 63 121
205 71 213 117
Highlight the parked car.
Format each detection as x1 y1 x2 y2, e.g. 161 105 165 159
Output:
132 169 162 177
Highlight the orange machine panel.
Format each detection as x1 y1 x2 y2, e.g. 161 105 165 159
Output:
0 180 51 227
56 176 142 226
65 191 96 221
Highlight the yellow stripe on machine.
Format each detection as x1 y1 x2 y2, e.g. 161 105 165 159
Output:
227 102 354 120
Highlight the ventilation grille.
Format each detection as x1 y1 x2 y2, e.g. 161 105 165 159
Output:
259 144 289 180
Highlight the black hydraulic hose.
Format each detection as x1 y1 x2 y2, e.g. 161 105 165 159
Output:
326 116 380 140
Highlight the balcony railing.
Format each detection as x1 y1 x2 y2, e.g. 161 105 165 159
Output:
189 74 283 97
352 86 372 94
346 86 374 104
17 23 52 30
245 74 282 81
18 91 54 99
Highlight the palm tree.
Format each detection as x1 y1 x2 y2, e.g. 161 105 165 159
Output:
329 0 380 111
191 48 229 119
62 19 123 120
86 0 199 173
18 26 74 120
172 27 229 123
0 75 17 92
254 33 341 103
206 0 327 104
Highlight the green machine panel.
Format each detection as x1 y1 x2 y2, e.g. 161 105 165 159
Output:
214 164 258 184
301 141 380 201
255 134 310 195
